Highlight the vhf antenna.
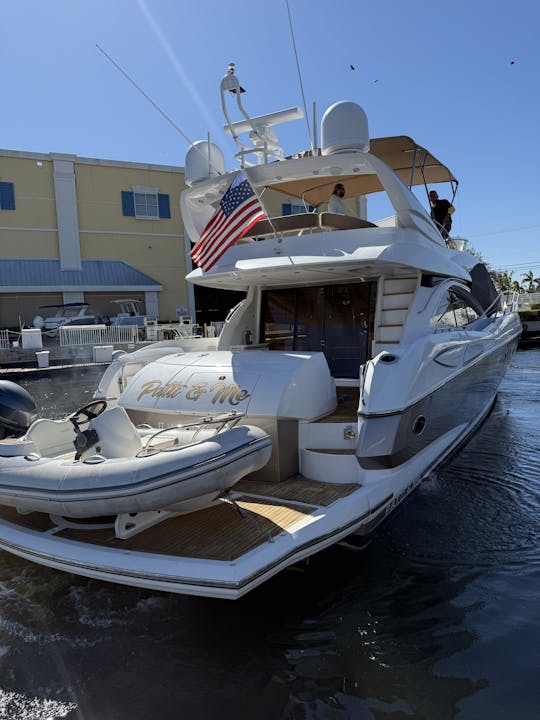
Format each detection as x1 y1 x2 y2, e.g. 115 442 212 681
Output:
96 44 222 175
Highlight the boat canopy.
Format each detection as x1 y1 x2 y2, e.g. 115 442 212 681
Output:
272 136 457 207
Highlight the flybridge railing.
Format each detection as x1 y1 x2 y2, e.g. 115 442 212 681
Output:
59 325 138 347
0 329 9 350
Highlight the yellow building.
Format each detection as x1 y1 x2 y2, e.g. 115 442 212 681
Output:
0 147 364 330
0 149 191 328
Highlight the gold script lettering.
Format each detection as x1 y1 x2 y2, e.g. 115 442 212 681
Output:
136 380 185 401
185 383 208 401
136 379 250 406
210 382 251 406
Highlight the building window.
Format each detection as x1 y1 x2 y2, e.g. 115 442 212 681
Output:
135 192 159 218
0 182 15 210
282 201 315 215
121 188 171 219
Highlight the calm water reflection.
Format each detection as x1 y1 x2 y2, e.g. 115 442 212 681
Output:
1 351 539 719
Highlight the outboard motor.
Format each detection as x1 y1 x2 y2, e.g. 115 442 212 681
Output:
0 381 38 439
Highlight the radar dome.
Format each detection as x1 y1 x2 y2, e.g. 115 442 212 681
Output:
185 141 225 186
321 101 369 156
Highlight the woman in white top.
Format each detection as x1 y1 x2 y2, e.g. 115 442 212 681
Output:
328 183 346 214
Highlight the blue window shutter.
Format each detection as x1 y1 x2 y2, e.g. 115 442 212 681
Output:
158 193 171 218
121 191 135 216
0 182 15 210
282 203 292 216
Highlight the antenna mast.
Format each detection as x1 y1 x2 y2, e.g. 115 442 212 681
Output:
220 63 303 167
285 0 314 152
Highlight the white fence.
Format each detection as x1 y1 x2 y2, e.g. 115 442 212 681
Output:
59 324 139 346
0 329 9 350
518 292 540 310
150 323 203 341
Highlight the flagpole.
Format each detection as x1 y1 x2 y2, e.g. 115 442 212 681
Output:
256 187 281 241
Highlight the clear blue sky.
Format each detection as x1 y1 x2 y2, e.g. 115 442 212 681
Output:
2 0 539 282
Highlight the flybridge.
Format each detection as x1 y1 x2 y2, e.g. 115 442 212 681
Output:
184 64 456 201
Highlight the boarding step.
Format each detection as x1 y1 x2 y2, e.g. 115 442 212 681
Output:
299 420 358 452
300 448 362 484
299 420 362 484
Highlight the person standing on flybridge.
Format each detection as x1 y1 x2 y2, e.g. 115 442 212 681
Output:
429 189 455 239
190 171 267 271
328 183 346 215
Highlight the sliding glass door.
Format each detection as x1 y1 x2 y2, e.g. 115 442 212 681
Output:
261 282 376 377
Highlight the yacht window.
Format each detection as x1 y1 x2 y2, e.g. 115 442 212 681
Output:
431 289 481 331
261 282 376 377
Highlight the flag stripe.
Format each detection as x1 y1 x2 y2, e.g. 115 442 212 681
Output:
191 208 228 254
197 208 266 270
190 172 266 271
193 202 241 255
199 195 257 248
194 207 263 267
199 212 265 270
192 198 263 264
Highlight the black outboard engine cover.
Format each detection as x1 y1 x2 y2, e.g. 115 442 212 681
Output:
0 381 38 439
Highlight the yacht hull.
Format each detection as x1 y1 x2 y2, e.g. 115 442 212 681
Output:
0 381 504 599
357 331 518 469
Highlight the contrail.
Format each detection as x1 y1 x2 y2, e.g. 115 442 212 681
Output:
136 0 222 142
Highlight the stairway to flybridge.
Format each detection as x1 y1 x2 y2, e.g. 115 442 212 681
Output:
296 275 419 485
373 275 419 350
298 388 364 485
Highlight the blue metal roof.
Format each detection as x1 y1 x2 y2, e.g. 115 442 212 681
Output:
0 259 162 291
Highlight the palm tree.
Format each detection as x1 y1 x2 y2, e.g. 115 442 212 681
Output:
521 270 536 293
511 280 523 293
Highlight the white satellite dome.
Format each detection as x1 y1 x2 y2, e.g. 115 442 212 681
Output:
321 101 369 156
185 141 225 186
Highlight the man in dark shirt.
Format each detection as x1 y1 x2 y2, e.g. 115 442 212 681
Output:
429 190 455 239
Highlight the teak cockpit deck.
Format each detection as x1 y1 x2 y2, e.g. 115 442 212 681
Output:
0 476 360 563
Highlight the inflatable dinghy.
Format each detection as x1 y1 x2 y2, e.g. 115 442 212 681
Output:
0 402 271 518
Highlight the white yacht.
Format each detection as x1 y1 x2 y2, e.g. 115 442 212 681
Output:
0 66 521 599
32 302 102 332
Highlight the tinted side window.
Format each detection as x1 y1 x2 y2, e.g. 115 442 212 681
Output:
431 291 456 329
431 289 481 331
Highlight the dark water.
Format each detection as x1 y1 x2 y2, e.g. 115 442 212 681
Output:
1 351 539 719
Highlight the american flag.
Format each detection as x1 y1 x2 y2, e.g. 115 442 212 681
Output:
190 171 266 271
